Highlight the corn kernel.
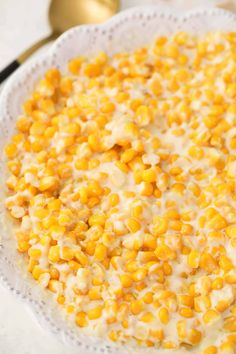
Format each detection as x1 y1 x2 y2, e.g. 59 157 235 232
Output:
159 307 169 324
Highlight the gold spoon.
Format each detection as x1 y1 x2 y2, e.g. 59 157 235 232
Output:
0 0 120 84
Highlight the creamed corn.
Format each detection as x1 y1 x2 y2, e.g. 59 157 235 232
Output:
4 31 236 353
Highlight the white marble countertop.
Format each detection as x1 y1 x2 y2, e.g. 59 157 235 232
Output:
0 0 233 353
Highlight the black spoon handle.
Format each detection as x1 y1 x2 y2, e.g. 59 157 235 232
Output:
0 33 57 84
0 60 20 84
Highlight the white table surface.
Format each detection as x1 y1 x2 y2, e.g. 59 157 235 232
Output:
0 0 232 353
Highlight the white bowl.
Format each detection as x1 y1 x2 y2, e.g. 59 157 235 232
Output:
0 5 236 354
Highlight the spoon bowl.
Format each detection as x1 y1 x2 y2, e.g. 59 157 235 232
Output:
49 0 120 34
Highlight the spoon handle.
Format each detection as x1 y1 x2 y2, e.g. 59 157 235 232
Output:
0 61 20 84
0 33 57 84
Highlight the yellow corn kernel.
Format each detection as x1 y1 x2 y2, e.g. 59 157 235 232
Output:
141 182 153 196
75 159 88 171
135 105 153 126
149 328 164 341
48 280 62 293
115 161 129 173
16 116 31 133
28 248 42 259
188 329 202 345
143 233 156 250
88 214 106 227
116 92 129 103
61 247 74 261
75 312 87 327
163 262 172 276
150 79 162 96
87 305 103 320
49 268 59 280
108 330 118 342
212 277 224 290
199 253 218 273
224 315 236 332
88 287 102 301
203 115 220 129
203 309 220 325
152 216 168 235
130 207 142 222
124 122 139 138
225 225 236 238
57 295 65 305
227 82 236 97
142 292 153 305
179 307 194 318
84 63 101 78
94 115 107 129
68 260 80 271
169 166 182 176
34 208 49 219
178 295 194 308
194 295 211 312
225 274 236 284
220 341 235 353
142 168 157 183
5 143 17 158
130 300 144 315
159 307 169 324
48 198 61 211
94 244 107 261
219 255 233 272
31 266 43 280
162 341 177 349
155 36 167 47
17 240 30 253
188 250 200 268
67 305 75 314
155 244 176 261
227 333 236 344
132 268 147 282
202 346 218 354
188 145 204 159
140 312 155 323
177 319 186 339
39 176 58 192
7 160 21 176
68 57 83 74
30 121 47 136
124 260 137 274
126 217 141 233
88 134 100 152
58 213 71 227
49 225 65 236
216 300 232 313
101 102 115 114
120 148 136 163
45 67 60 86
133 170 142 184
130 98 143 112
119 274 133 288
166 44 179 59
207 213 227 230
88 159 100 170
11 133 24 145
48 245 60 263
75 251 88 266
40 235 51 246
